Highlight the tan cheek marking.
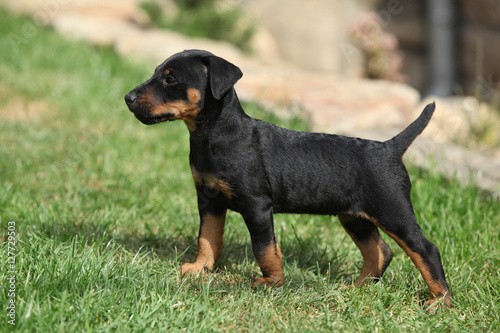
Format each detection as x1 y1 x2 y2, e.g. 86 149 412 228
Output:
182 113 199 132
146 88 201 131
149 100 184 116
183 88 201 132
187 88 201 104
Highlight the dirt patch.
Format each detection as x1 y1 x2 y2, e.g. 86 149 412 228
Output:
0 85 55 122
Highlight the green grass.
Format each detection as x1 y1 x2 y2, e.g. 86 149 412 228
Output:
1 8 499 332
140 0 255 52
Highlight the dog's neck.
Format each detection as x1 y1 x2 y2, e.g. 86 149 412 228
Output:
188 89 250 160
192 89 248 134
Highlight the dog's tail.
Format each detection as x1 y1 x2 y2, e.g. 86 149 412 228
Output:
389 102 435 156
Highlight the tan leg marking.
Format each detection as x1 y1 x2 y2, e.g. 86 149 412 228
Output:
252 243 284 288
181 212 226 275
390 236 451 309
190 165 232 199
339 214 393 286
352 233 392 287
357 213 451 309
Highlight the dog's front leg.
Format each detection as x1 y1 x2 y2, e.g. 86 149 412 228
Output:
181 204 227 275
242 206 284 288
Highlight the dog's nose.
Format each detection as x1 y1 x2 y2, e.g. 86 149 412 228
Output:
125 92 137 105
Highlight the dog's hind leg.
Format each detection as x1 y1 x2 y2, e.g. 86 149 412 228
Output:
362 204 452 311
338 214 393 286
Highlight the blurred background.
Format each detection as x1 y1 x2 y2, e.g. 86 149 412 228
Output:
5 0 500 99
2 0 499 190
141 0 500 101
248 0 500 100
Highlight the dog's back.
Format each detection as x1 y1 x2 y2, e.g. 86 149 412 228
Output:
249 103 435 215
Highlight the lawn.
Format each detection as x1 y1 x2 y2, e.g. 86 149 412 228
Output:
1 8 499 332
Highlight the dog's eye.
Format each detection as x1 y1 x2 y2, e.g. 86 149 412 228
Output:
165 75 177 85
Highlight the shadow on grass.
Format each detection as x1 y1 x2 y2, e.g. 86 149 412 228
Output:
36 214 194 259
35 213 350 287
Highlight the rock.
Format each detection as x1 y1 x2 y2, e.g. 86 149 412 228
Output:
114 28 246 65
144 0 179 22
416 96 500 150
51 13 141 47
241 0 369 75
408 136 500 195
2 0 149 26
303 78 419 135
408 96 500 194
248 26 282 65
236 67 420 137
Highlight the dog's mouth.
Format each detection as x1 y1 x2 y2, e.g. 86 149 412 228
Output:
133 112 176 125
126 103 175 125
125 94 177 125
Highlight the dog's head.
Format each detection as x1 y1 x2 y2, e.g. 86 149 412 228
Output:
124 49 242 131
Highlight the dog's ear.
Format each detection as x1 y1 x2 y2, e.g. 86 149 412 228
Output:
205 56 243 100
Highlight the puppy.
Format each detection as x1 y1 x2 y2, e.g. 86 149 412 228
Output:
125 49 451 310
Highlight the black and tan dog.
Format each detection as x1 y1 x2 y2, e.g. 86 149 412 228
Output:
125 49 451 310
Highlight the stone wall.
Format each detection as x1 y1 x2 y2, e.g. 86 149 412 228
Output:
242 0 378 76
243 0 500 98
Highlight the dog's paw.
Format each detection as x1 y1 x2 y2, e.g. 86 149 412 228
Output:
180 262 209 276
424 295 452 314
251 275 284 288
